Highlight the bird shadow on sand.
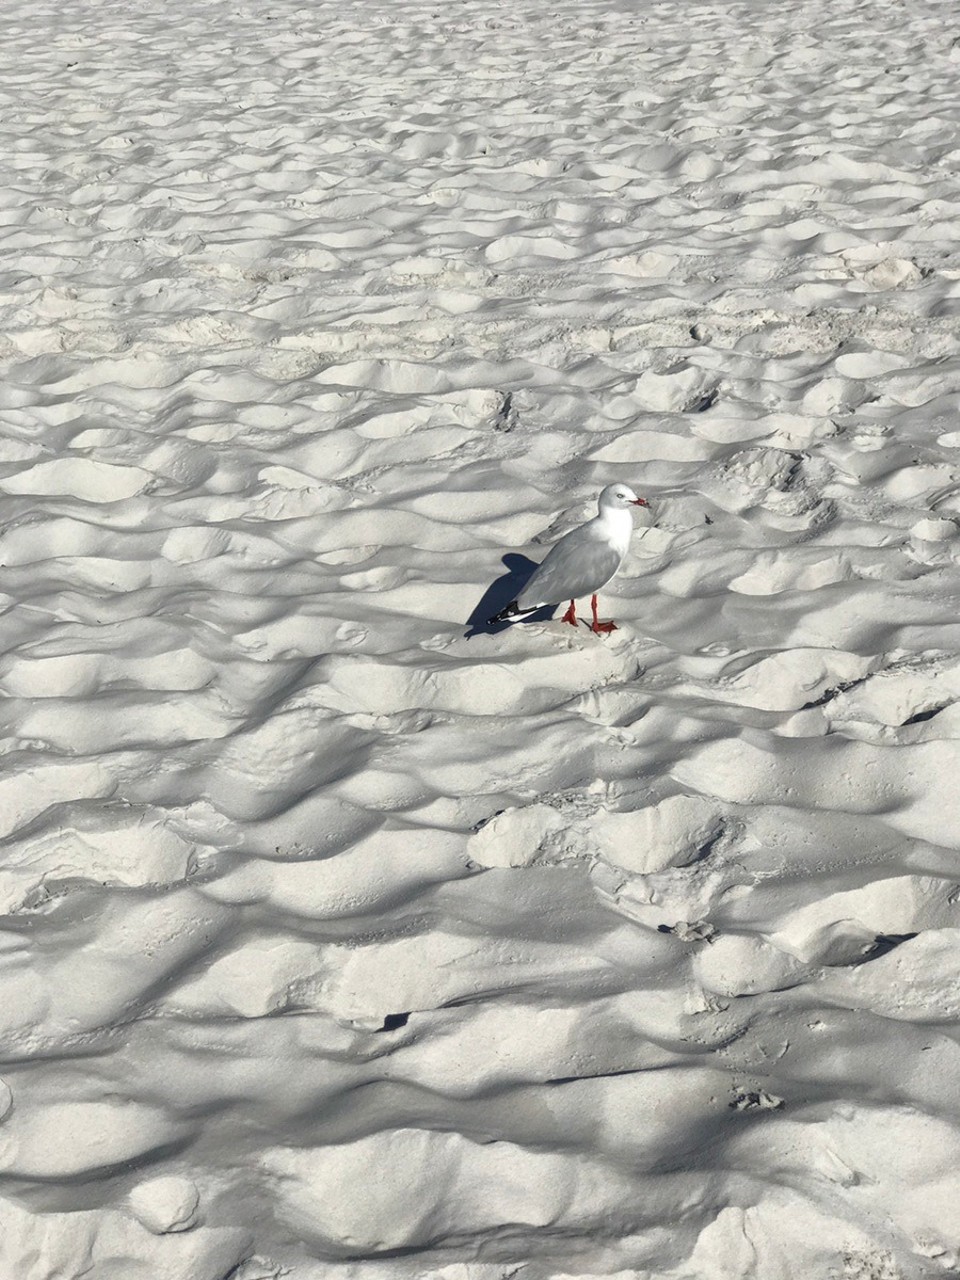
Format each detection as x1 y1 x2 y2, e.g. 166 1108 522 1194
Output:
464 554 555 638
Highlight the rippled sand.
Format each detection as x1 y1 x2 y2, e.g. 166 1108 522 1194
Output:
3 0 960 1276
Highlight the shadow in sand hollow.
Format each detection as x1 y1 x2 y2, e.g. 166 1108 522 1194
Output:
465 554 556 638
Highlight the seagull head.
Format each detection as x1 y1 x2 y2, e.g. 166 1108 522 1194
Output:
599 483 649 511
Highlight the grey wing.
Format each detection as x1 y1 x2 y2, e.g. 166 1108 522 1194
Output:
518 530 623 608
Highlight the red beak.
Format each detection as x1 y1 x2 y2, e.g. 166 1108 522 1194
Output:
632 498 649 507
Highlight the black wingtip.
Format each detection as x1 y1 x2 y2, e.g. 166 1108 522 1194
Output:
488 601 520 625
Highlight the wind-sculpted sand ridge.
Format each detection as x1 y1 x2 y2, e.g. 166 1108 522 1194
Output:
4 0 960 1276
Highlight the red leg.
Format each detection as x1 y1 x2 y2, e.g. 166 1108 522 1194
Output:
591 593 617 634
560 599 577 627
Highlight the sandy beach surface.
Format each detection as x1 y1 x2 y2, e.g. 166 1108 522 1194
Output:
3 0 960 1275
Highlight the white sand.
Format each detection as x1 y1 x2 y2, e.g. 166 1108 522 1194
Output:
3 0 960 1275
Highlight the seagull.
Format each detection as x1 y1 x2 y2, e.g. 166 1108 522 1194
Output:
490 484 649 633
